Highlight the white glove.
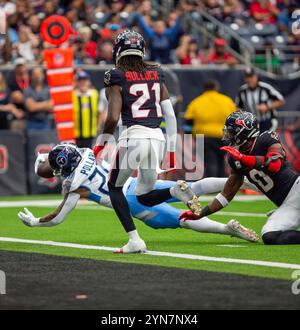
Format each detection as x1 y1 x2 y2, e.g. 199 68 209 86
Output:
34 153 49 175
18 208 41 227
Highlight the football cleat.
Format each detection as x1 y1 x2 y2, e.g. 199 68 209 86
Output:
226 220 259 243
114 239 147 254
170 180 201 216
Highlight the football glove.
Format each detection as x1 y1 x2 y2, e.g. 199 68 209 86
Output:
179 210 201 221
220 146 243 161
18 208 40 227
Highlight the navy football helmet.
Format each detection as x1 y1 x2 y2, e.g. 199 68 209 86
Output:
222 111 260 148
48 144 82 177
113 30 145 64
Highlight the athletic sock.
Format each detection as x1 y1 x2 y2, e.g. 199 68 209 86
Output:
137 188 172 207
108 182 136 233
128 230 141 241
181 217 229 234
191 178 228 196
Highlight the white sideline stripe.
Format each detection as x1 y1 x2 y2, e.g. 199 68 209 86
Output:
50 85 73 93
0 200 268 217
0 237 299 270
56 122 74 129
47 67 73 75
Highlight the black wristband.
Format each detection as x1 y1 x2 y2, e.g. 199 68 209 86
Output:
201 205 213 218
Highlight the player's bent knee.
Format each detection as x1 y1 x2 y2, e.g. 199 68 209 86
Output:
262 231 282 245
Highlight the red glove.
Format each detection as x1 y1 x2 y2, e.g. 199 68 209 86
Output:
179 210 201 221
93 145 105 158
220 146 243 161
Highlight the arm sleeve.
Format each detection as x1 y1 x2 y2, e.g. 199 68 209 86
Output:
36 193 80 227
161 99 177 152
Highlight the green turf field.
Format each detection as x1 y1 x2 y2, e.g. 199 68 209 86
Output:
0 195 299 281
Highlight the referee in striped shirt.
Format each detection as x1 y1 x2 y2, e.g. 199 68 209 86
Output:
236 68 285 132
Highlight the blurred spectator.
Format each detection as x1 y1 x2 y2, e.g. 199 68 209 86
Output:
184 80 236 177
99 22 123 44
250 0 280 24
0 15 11 64
7 58 29 118
0 72 24 130
236 68 285 132
138 0 155 25
223 0 246 25
14 25 39 62
277 0 298 32
136 13 183 64
204 0 223 20
43 0 58 18
176 35 203 65
73 71 103 148
204 38 238 66
77 26 98 64
98 41 114 64
0 0 16 16
24 67 53 130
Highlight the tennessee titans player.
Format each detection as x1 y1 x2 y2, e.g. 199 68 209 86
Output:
18 143 259 248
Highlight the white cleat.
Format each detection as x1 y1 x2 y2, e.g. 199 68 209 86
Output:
114 239 147 254
226 220 259 243
170 180 201 216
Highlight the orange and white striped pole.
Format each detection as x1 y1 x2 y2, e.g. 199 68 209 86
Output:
41 16 75 143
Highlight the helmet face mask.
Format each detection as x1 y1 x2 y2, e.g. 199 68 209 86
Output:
113 30 145 65
48 144 82 178
223 112 260 150
222 126 235 147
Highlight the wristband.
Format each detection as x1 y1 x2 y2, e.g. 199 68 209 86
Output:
216 193 229 208
201 206 213 218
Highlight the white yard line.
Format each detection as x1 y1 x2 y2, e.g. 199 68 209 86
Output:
0 200 268 218
0 194 267 208
0 237 299 270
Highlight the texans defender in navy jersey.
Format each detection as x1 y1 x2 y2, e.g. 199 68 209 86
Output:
180 111 300 245
93 31 199 253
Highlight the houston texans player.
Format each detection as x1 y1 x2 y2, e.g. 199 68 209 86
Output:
17 144 259 244
93 30 200 253
180 111 300 245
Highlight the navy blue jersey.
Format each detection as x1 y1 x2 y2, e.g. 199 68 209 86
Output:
104 67 165 129
229 131 299 206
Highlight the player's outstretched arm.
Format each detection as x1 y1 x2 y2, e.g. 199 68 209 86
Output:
180 173 243 221
18 193 80 227
202 173 244 218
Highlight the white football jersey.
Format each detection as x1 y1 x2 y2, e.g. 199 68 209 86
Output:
64 148 132 208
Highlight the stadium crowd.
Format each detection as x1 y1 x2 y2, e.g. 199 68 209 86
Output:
0 1 298 138
0 0 298 66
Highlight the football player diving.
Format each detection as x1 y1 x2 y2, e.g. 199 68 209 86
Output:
17 144 259 246
180 111 300 245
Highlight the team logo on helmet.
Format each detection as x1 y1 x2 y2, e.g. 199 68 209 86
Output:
56 148 68 167
235 118 253 130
